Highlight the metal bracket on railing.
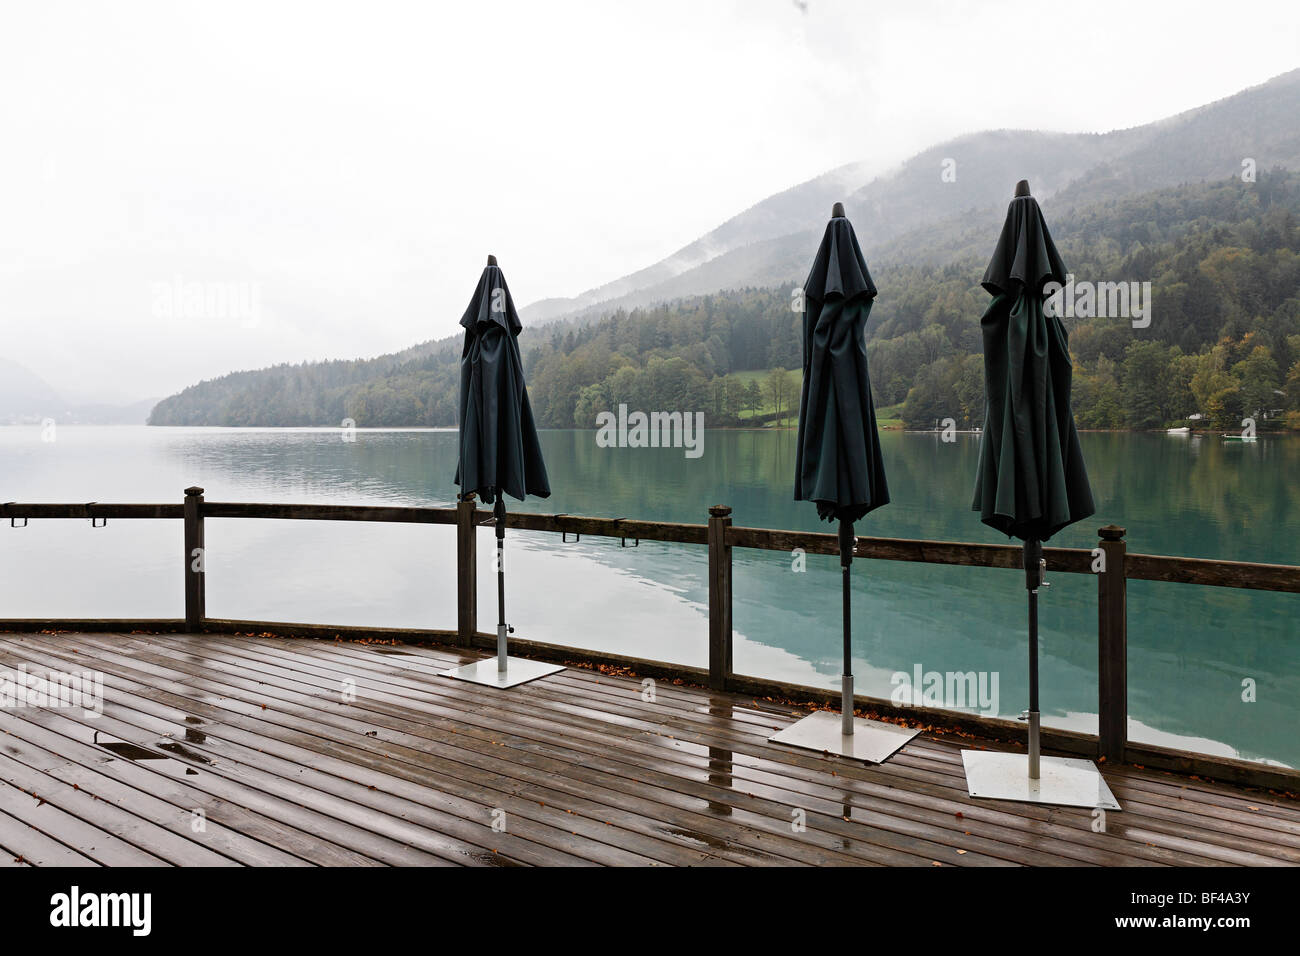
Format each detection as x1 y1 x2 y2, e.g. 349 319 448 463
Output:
613 518 639 548
555 514 580 543
4 503 25 528
86 503 107 528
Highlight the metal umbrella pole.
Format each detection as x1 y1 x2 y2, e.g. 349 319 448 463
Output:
960 537 1118 809
769 515 917 762
1024 538 1043 780
442 492 564 689
839 518 855 737
495 497 508 675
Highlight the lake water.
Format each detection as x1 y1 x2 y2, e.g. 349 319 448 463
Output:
2 425 1297 767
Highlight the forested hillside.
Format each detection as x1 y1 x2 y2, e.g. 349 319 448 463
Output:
149 170 1300 431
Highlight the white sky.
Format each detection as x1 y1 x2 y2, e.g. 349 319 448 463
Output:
1 0 1298 403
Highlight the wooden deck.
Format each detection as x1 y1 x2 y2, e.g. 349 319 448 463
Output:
0 631 1297 867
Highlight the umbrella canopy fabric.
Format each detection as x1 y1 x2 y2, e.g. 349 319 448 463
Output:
972 194 1093 542
454 261 550 505
794 213 890 523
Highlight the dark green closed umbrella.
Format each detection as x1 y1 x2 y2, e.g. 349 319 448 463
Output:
773 204 916 761
454 255 550 505
964 182 1112 808
445 255 562 689
973 184 1092 545
794 206 890 526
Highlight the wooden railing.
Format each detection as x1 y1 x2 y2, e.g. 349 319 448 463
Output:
2 488 1299 790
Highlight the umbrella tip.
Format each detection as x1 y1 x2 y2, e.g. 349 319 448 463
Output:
1014 180 1031 198
486 254 498 267
831 201 845 218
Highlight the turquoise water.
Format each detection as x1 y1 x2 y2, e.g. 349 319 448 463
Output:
1 425 1296 766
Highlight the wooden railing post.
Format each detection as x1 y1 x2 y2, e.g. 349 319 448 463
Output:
1098 524 1128 763
456 495 478 647
183 487 205 632
708 505 733 691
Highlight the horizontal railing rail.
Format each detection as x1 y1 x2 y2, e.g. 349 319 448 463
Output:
2 488 1297 791
1125 552 1300 592
2 502 184 519
201 502 457 524
727 525 1097 573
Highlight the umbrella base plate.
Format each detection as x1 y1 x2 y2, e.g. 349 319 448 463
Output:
961 750 1120 810
769 710 918 764
441 656 565 689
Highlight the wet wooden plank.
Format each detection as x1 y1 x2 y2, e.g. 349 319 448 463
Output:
0 775 168 866
0 750 237 867
0 643 579 867
92 634 990 865
902 737 1300 859
111 633 1227 865
2 631 1297 868
144 638 1080 865
3 637 680 867
20 636 890 865
0 656 478 867
230 635 1298 866
0 721 318 866
0 805 100 866
2 700 446 867
22 634 917 865
63 640 768 866
68 634 1193 866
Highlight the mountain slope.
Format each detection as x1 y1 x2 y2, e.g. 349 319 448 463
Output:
0 358 63 422
148 70 1300 428
523 68 1300 324
522 158 882 322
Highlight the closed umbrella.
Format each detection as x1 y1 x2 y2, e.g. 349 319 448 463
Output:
961 182 1118 809
770 203 918 763
442 254 564 689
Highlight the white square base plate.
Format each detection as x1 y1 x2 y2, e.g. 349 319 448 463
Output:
769 710 919 763
961 750 1120 810
440 656 565 689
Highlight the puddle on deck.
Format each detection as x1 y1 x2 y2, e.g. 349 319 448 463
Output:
91 722 215 778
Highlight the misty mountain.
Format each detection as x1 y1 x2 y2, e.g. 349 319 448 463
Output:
59 397 161 425
0 358 160 424
521 68 1300 324
0 358 63 422
522 158 882 323
147 69 1300 428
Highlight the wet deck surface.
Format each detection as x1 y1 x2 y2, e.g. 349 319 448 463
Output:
0 631 1297 866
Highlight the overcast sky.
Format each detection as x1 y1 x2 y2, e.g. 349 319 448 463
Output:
2 0 1298 404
